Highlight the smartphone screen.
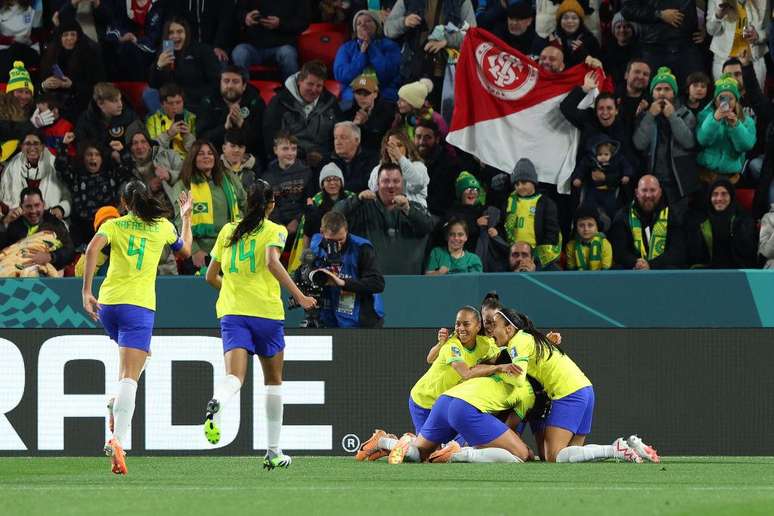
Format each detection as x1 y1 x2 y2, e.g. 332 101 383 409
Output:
174 113 185 123
162 40 174 53
51 64 65 79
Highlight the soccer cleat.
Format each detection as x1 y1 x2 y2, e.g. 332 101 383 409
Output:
104 438 127 475
106 397 115 434
428 441 461 463
627 435 660 463
611 437 643 463
387 432 415 465
367 432 398 461
263 450 292 470
203 399 221 445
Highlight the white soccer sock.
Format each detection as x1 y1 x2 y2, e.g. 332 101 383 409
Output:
212 374 242 425
265 384 283 454
112 378 138 445
403 444 421 463
555 444 614 463
451 446 522 463
377 437 399 451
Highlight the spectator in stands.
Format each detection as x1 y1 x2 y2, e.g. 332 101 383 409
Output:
261 131 312 243
445 171 494 253
425 218 483 274
546 0 600 68
493 2 541 56
146 83 197 160
232 0 309 81
602 12 637 86
103 0 163 81
334 161 434 274
329 120 379 193
122 125 181 218
172 139 246 274
633 67 698 207
33 94 75 157
75 82 143 163
166 0 236 63
508 240 561 271
537 43 565 72
368 128 429 207
503 158 562 269
198 65 266 160
609 174 687 269
394 77 447 141
334 9 401 103
683 71 712 118
54 133 130 246
39 17 105 122
415 119 458 216
564 204 613 270
689 178 757 268
148 17 220 115
0 186 74 272
55 1 110 44
615 58 651 131
0 1 42 79
384 0 476 85
220 128 258 190
341 74 395 153
696 74 756 186
621 0 703 86
476 0 507 31
571 134 633 225
0 87 31 160
706 0 768 91
0 130 71 219
760 203 774 268
5 60 33 116
536 0 601 42
310 210 385 328
263 60 340 167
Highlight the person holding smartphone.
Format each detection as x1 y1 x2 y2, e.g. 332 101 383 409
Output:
146 83 197 159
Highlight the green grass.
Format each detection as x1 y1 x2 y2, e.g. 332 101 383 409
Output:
1 457 773 516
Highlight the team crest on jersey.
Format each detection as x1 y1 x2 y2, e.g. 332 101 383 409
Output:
475 42 538 101
193 202 209 214
278 232 286 244
451 345 461 357
530 206 537 214
109 126 125 139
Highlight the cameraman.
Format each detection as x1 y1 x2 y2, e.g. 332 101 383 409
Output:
311 211 385 328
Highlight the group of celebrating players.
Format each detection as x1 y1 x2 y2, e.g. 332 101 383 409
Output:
80 176 658 476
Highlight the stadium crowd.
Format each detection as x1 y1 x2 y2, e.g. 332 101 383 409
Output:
1 0 774 276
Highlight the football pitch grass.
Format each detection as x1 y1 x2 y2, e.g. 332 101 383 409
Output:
2 456 773 516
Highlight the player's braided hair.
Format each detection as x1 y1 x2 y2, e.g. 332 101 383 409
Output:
498 308 562 362
122 180 167 225
228 179 274 247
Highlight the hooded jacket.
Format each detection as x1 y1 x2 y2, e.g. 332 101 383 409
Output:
198 84 266 158
166 0 237 50
263 73 341 158
104 0 164 54
334 37 402 102
696 102 757 175
75 100 143 152
0 148 71 217
147 40 221 113
572 134 633 188
621 0 698 48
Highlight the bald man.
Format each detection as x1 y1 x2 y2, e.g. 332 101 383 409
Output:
538 45 565 73
609 175 686 270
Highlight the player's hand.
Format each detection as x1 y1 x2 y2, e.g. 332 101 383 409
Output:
178 190 192 218
437 327 449 343
82 291 100 321
297 294 318 310
496 363 523 376
547 331 562 346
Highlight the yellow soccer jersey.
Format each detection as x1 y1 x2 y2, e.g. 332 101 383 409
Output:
211 220 288 320
410 335 500 409
97 214 181 310
506 330 592 400
445 376 535 419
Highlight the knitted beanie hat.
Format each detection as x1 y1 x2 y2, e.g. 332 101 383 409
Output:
319 162 345 188
650 66 678 95
6 61 33 95
352 9 381 35
398 78 434 109
511 158 538 186
455 171 483 202
714 73 740 101
556 0 585 21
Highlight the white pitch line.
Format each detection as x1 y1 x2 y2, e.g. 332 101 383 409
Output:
1 485 773 492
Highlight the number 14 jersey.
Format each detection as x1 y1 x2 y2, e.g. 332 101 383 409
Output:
97 214 182 311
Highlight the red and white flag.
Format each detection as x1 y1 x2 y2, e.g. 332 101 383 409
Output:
447 28 590 194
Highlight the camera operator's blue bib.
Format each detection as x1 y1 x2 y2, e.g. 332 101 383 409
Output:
311 233 384 328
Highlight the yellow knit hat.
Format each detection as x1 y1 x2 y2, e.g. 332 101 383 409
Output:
6 61 33 95
556 0 585 21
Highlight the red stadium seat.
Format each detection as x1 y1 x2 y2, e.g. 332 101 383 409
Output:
249 80 282 105
248 64 280 80
298 30 348 70
324 80 341 98
0 82 6 92
113 81 148 117
736 188 755 214
303 22 348 36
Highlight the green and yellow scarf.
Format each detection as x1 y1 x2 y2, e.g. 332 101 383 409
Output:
190 174 239 238
630 204 669 261
572 233 608 270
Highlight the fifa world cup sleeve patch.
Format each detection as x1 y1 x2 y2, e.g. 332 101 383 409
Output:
446 345 464 364
270 230 287 248
509 347 529 363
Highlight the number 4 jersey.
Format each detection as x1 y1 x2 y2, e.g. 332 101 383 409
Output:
210 220 288 321
97 214 183 310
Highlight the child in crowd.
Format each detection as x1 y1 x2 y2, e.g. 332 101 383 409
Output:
220 129 258 190
34 94 76 157
425 218 483 275
565 204 613 270
683 72 712 118
572 135 632 225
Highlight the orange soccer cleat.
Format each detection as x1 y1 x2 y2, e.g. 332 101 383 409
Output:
387 432 416 465
355 429 388 461
105 438 127 475
428 441 461 463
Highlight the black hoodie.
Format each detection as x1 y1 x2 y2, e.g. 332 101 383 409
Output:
572 134 633 189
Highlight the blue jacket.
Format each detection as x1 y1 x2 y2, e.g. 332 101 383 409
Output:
334 38 402 103
104 0 164 54
311 233 385 328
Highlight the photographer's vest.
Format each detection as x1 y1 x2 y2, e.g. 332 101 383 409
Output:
629 204 669 261
311 233 385 328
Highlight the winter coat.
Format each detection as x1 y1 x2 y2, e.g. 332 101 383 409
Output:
263 73 342 158
236 0 309 49
104 0 164 53
572 134 634 189
696 103 757 175
759 207 774 268
535 0 601 41
368 156 430 208
609 200 687 268
621 0 699 48
148 41 221 114
260 160 313 226
334 37 402 102
198 85 266 159
166 0 237 50
75 100 143 153
544 25 601 68
0 149 71 217
493 22 544 57
706 0 769 62
424 145 461 216
341 99 396 153
328 148 380 194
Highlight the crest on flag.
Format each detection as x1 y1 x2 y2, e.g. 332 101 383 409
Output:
475 42 538 101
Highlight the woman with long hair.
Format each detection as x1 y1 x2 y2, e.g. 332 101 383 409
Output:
203 180 316 470
81 180 193 475
174 139 246 274
367 128 429 207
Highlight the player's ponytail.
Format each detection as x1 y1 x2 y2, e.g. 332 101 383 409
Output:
498 307 561 362
122 180 167 224
481 291 502 312
228 180 274 247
